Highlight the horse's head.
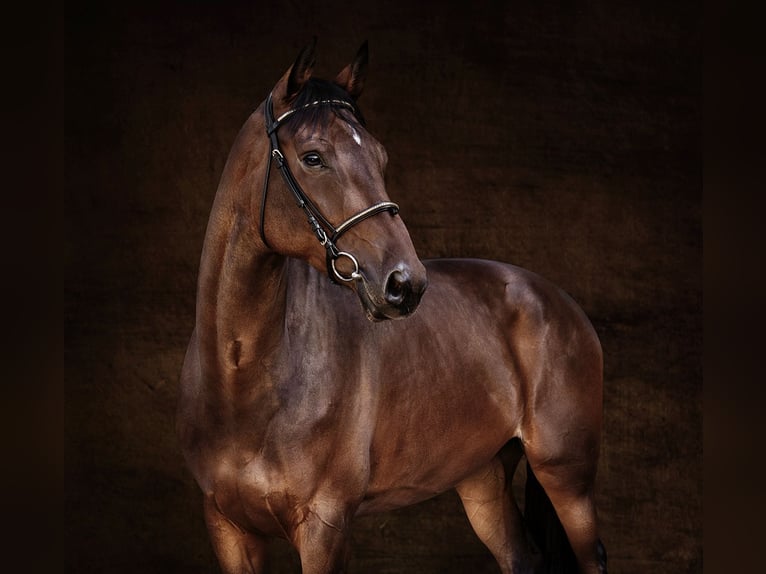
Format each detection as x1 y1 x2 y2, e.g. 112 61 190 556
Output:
258 40 427 321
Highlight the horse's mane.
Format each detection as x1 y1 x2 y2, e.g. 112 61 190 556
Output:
281 78 365 136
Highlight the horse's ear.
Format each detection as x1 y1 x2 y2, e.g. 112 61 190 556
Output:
334 41 368 100
281 38 317 102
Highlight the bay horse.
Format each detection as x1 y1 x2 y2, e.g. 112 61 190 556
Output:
178 40 607 574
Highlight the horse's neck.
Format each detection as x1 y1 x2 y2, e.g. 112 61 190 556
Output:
194 124 288 376
198 218 285 367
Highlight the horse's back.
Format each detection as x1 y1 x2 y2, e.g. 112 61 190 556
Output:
422 257 599 349
424 257 602 399
423 258 604 474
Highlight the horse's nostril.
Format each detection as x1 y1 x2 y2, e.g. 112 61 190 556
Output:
385 270 411 306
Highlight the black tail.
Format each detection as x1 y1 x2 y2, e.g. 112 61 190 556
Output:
524 461 579 574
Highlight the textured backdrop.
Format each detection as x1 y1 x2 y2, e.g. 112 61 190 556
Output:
65 1 701 572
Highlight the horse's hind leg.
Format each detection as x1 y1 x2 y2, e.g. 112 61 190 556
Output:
203 495 267 573
455 442 536 574
525 443 607 574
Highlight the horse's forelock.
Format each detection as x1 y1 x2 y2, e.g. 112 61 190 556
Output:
281 78 365 138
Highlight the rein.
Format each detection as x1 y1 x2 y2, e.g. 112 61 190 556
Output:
260 92 400 283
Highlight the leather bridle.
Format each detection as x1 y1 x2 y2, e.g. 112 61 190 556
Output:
260 92 400 283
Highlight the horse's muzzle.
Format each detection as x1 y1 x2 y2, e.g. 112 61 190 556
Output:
384 269 418 308
358 265 427 321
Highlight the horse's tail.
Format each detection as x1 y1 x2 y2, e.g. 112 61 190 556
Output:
524 461 579 574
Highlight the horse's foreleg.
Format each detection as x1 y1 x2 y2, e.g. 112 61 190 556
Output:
203 494 268 574
455 449 536 574
292 503 352 574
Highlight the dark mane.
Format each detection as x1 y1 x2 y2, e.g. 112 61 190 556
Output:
282 78 365 136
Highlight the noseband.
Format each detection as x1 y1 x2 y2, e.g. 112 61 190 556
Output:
260 93 400 283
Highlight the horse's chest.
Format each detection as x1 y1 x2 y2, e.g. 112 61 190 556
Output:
206 450 298 537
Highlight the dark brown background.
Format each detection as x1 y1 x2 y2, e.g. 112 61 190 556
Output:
65 1 701 572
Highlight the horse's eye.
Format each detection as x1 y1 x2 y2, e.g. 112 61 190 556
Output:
302 153 324 168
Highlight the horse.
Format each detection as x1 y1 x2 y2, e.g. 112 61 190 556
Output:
177 40 607 574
